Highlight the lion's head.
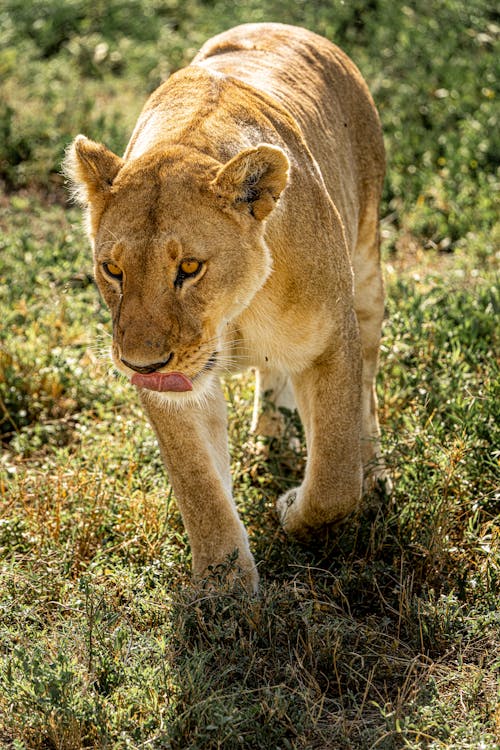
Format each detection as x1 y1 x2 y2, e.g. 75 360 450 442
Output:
65 136 289 401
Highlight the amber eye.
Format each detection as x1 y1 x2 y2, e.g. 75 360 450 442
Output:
103 262 123 280
175 258 203 287
180 259 201 276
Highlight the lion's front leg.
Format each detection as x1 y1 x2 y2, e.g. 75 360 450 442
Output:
140 384 258 593
277 316 363 537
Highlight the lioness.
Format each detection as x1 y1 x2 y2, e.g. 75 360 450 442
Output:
65 23 387 593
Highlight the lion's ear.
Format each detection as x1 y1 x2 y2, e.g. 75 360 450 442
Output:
63 135 123 206
211 144 289 220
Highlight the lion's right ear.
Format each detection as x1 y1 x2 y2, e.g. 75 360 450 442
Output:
63 135 123 206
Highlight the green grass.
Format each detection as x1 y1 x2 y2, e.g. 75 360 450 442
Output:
0 1 499 747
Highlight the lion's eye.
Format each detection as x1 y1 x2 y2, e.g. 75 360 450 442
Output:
103 262 123 280
180 259 201 276
175 259 203 287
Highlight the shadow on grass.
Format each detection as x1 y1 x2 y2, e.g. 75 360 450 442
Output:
168 553 431 749
163 476 439 750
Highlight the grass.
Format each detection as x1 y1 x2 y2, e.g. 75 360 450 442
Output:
0 0 499 747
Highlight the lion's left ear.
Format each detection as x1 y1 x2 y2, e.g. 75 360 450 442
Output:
211 144 289 220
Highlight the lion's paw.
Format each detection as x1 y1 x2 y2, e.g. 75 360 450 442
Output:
363 465 393 497
277 482 362 541
276 486 314 541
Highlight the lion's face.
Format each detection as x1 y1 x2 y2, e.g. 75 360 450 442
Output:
65 138 289 399
95 151 271 395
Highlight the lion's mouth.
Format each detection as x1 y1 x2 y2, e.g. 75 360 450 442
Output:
131 352 218 393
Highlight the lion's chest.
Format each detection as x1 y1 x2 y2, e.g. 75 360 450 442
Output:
236 295 332 374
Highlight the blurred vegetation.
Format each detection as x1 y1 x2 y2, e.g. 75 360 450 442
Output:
0 0 498 252
0 1 499 748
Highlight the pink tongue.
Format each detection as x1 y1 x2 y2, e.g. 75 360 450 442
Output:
131 371 193 392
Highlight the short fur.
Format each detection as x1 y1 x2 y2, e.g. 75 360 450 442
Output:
65 23 388 593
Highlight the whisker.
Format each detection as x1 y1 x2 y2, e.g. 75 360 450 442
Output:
85 336 113 362
101 227 121 244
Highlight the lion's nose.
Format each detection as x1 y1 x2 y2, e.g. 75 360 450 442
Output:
121 353 173 374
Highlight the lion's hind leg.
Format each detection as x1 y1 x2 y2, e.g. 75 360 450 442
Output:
353 210 391 494
251 368 296 439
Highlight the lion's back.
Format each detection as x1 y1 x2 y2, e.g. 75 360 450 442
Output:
194 23 385 247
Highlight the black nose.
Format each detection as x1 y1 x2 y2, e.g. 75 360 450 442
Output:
121 353 173 374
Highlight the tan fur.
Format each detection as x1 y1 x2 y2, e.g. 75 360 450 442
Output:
64 23 389 593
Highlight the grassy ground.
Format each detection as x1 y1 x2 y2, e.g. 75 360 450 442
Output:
0 1 499 747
